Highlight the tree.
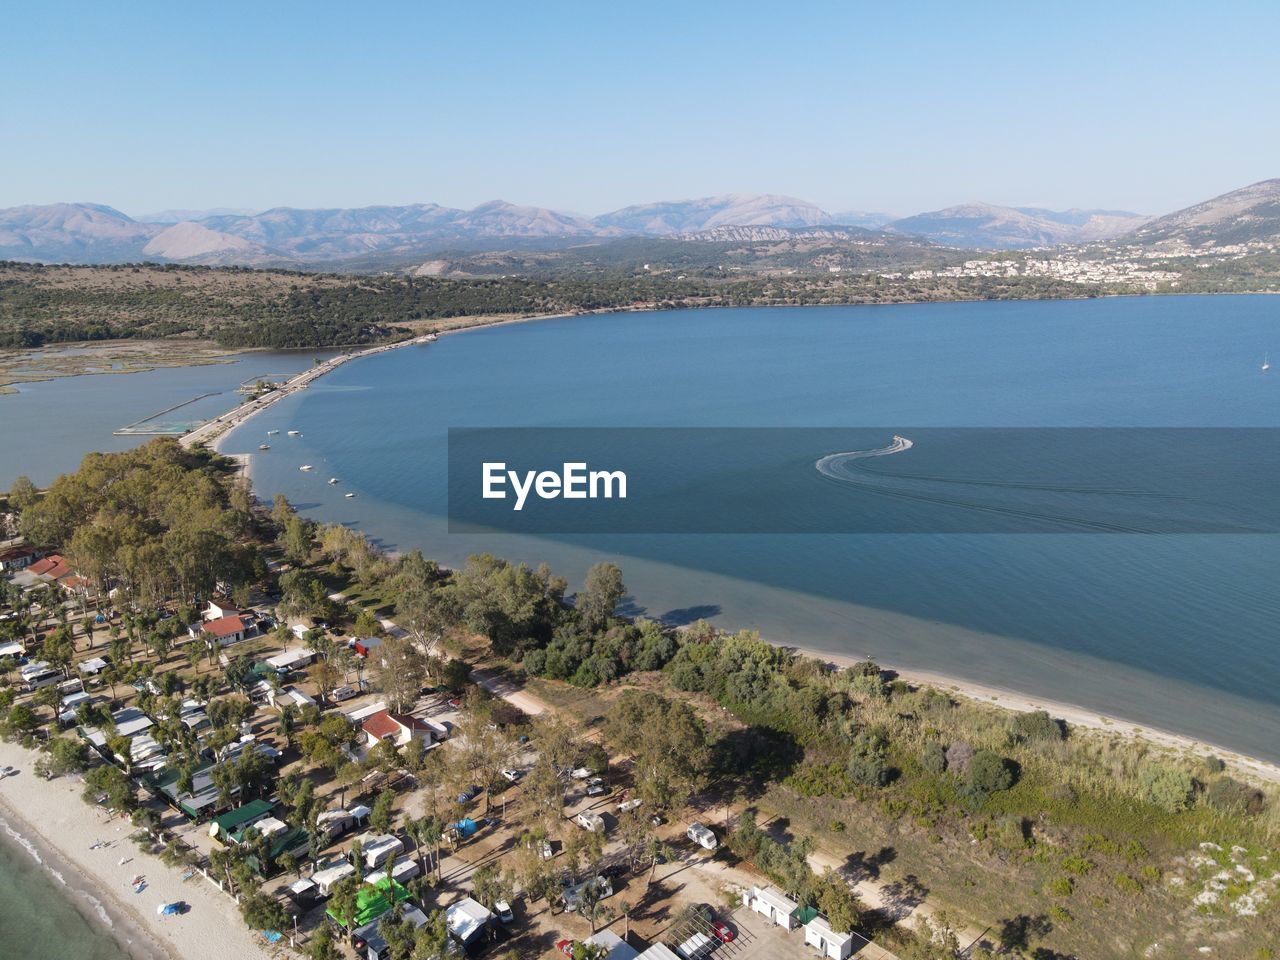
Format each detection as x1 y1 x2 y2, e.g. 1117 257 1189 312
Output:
471 862 511 909
45 736 90 776
310 659 341 702
8 475 38 513
239 891 289 932
816 869 862 934
411 911 450 960
329 875 362 929
5 703 39 735
578 562 624 633
603 690 709 812
375 635 427 713
442 658 471 691
307 925 342 960
370 786 397 835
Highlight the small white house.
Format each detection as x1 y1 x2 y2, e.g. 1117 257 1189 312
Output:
354 832 404 871
445 896 492 946
270 686 316 710
264 647 316 673
749 885 798 929
804 914 855 960
587 929 639 960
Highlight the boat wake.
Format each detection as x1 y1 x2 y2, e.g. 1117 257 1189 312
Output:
815 435 913 478
815 434 1181 533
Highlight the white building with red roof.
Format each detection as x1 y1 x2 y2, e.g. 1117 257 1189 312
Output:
190 613 251 646
360 709 437 749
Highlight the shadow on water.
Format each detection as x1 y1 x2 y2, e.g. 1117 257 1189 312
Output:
657 604 722 625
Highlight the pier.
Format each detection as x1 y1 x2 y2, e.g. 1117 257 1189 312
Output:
114 392 221 435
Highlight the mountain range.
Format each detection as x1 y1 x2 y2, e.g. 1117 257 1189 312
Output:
885 204 1150 250
2 180 1277 267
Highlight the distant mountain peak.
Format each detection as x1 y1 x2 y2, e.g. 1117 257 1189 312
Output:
887 203 1150 249
1126 178 1280 247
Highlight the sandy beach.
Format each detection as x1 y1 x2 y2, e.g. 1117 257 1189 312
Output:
0 739 279 960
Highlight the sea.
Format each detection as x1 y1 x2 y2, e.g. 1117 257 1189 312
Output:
0 812 140 960
218 295 1280 762
0 348 341 488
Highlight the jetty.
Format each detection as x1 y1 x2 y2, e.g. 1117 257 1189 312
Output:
180 334 435 451
115 392 221 435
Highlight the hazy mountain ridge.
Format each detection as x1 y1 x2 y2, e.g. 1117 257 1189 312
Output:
886 203 1150 249
0 203 162 262
2 181 1277 266
592 193 833 234
1124 178 1280 247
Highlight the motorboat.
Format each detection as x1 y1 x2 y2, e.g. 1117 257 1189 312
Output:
299 465 314 471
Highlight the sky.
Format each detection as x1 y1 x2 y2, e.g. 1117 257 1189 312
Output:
3 1 1279 218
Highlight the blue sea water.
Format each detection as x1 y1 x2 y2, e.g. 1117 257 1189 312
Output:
0 814 137 960
0 348 341 487
228 296 1280 760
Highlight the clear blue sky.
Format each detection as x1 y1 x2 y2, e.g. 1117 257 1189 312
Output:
4 1 1278 218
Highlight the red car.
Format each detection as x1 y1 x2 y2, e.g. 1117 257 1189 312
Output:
556 939 574 955
711 920 735 943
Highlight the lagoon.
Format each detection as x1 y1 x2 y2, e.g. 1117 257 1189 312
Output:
221 295 1275 760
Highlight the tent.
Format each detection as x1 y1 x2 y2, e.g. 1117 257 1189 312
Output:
325 876 412 929
452 818 478 839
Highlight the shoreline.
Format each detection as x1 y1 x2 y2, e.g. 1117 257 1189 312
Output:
200 308 584 457
0 739 275 960
0 797 170 960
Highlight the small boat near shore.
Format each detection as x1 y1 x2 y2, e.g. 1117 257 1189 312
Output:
299 464 314 471
287 430 301 437
259 443 271 451
267 429 280 435
327 477 339 484
344 492 356 498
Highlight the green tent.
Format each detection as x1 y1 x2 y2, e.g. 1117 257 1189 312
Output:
326 876 411 929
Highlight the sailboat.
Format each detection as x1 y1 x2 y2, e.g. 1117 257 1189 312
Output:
1264 353 1271 372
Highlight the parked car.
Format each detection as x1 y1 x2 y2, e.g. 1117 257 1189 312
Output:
570 767 591 780
448 697 462 708
585 778 608 797
601 862 627 880
532 838 554 860
501 768 520 783
650 813 665 826
711 921 735 943
686 822 718 850
494 899 514 924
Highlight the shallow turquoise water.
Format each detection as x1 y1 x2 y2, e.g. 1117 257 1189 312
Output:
223 295 1278 760
0 814 135 960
